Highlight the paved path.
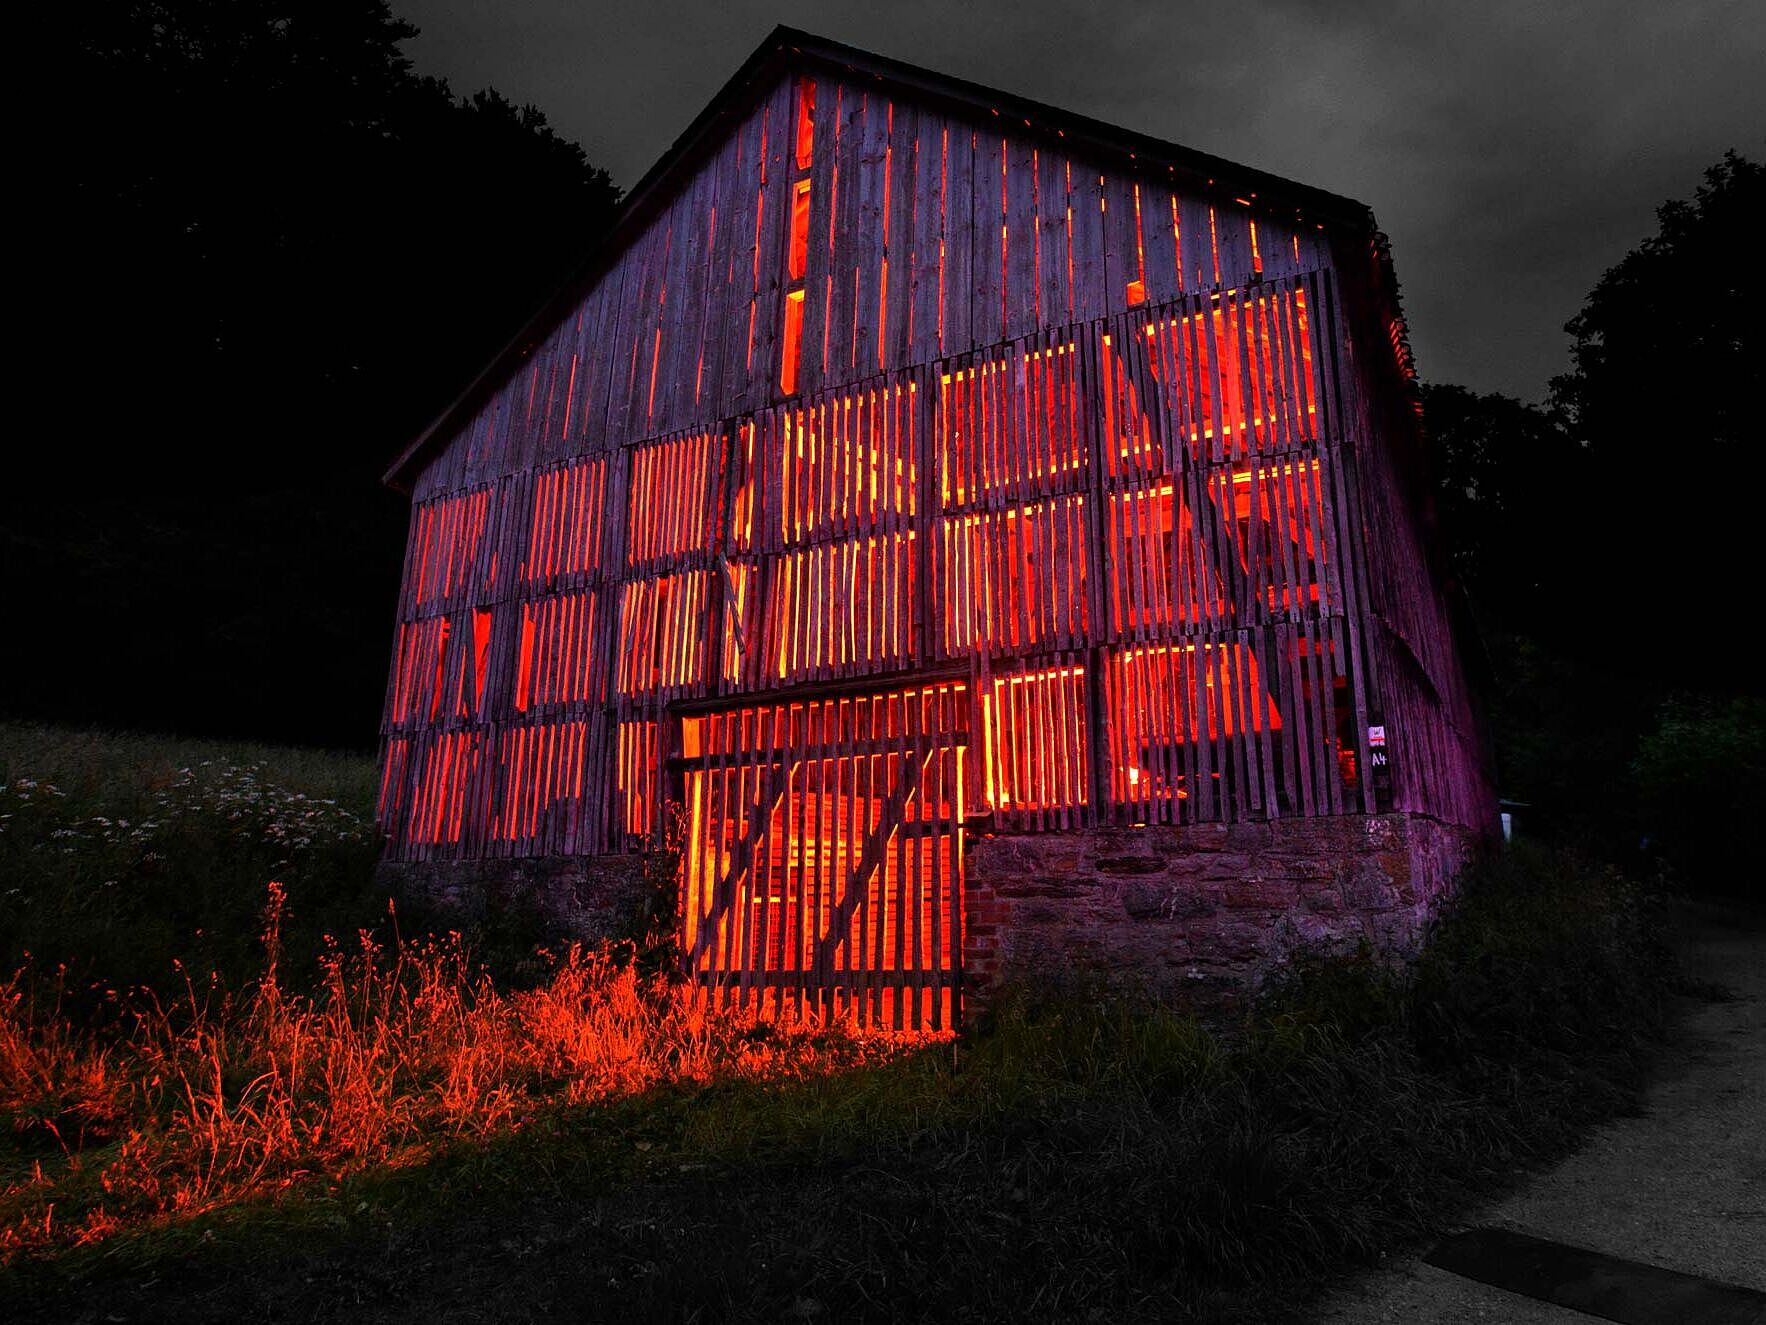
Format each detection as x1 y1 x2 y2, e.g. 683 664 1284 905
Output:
1320 900 1766 1322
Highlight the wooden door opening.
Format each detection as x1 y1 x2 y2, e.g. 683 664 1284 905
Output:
677 680 967 1029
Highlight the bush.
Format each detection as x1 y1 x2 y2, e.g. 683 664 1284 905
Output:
1632 695 1765 894
1409 844 1673 1064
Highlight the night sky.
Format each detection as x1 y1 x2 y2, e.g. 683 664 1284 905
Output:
394 0 1763 402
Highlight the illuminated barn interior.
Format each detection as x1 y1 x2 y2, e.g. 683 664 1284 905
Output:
377 28 1496 1028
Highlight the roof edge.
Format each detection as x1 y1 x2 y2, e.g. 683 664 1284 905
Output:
385 25 1378 492
382 28 798 491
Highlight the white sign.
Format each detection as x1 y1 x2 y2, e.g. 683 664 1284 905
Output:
1367 725 1387 748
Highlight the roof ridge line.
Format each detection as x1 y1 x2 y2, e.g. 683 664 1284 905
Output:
384 24 1377 491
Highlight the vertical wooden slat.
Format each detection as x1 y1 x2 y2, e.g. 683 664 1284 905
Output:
750 78 798 415
969 127 1005 350
907 113 943 366
940 126 973 355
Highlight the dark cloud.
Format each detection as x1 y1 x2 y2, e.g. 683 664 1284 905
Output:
395 0 1766 400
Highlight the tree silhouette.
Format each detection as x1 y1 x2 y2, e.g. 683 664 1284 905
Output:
1552 151 1761 460
10 2 620 747
1549 150 1762 692
1421 383 1640 839
57 0 619 488
1422 151 1764 857
1421 382 1587 646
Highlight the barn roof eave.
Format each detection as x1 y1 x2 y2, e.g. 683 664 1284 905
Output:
382 24 1378 493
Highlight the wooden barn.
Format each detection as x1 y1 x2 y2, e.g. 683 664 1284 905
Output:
376 28 1496 1028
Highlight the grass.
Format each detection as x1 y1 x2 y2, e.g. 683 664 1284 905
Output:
1 724 928 1261
0 720 386 999
0 723 378 814
1 890 918 1258
0 723 1695 1322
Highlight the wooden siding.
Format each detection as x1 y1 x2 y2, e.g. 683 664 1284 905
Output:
1334 235 1494 833
679 680 968 1029
407 72 1331 504
379 65 1493 932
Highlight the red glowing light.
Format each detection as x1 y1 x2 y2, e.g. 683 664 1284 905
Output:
793 78 816 171
780 289 806 395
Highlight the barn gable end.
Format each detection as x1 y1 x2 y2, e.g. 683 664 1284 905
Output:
376 28 1496 1026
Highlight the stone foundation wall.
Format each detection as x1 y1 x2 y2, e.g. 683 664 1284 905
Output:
378 812 1477 1010
962 813 1478 1004
375 853 654 945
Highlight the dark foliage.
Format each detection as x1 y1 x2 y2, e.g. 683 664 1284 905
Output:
1420 151 1763 876
1419 383 1587 646
1547 150 1763 694
9 2 621 748
9 846 1686 1323
1420 384 1641 843
1552 152 1762 461
1632 695 1766 894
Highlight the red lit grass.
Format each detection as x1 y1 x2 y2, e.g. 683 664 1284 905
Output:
0 884 932 1261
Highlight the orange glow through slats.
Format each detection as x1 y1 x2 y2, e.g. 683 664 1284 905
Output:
789 180 812 281
617 720 661 841
794 78 815 172
780 382 917 543
1137 287 1319 463
680 681 966 1029
937 493 1089 656
937 341 1084 507
515 592 599 710
409 488 492 609
523 458 607 586
1106 641 1281 811
380 269 1363 932
780 290 806 396
626 433 718 565
764 533 916 682
982 663 1090 820
492 720 591 844
616 571 712 697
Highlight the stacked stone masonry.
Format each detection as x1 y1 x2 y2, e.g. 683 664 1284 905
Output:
962 813 1476 1003
377 854 653 945
386 811 1475 1012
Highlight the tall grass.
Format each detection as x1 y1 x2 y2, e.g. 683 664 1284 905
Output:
1 726 1694 1320
1 885 919 1259
78 848 1676 1323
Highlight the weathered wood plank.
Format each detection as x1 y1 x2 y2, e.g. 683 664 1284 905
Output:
1003 136 1039 340
969 126 1005 350
381 70 1492 1019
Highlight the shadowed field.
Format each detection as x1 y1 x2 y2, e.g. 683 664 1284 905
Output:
1 723 1703 1322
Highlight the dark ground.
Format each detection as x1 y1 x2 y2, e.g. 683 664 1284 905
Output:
14 900 1758 1325
1322 898 1766 1320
